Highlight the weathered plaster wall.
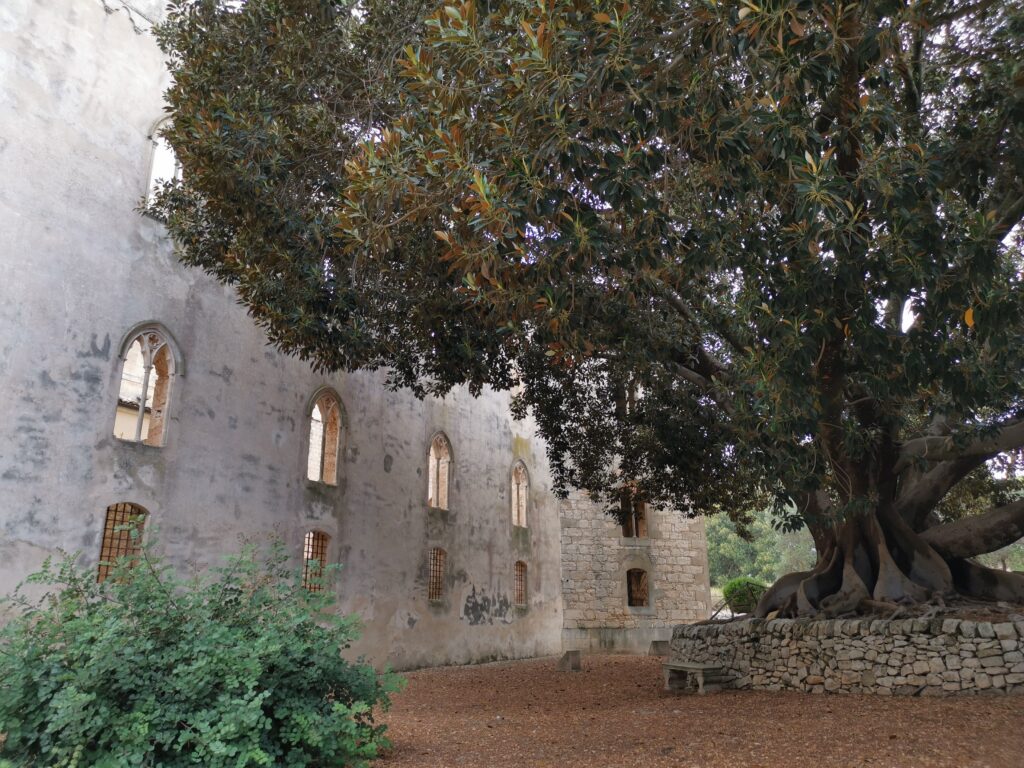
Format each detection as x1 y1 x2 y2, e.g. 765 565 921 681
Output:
0 0 563 670
672 618 1024 695
560 493 711 653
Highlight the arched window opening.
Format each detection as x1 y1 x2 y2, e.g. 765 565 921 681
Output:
621 497 648 539
514 561 528 606
307 392 342 484
97 502 147 583
428 547 446 601
511 462 529 528
302 530 331 592
114 329 174 446
627 568 649 607
147 120 181 205
427 434 452 509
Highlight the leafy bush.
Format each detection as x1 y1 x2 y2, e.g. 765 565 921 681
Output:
0 533 399 767
722 577 768 614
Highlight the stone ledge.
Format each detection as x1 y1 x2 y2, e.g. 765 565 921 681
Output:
671 618 1024 696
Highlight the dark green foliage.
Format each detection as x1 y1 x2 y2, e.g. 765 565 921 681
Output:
0 535 397 767
722 578 769 614
149 0 1024 606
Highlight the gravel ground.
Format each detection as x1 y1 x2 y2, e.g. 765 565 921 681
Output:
379 654 1023 767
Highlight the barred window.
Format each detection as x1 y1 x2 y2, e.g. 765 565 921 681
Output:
428 547 446 601
302 530 330 592
511 462 529 528
514 561 527 606
627 568 649 607
114 328 175 447
307 392 342 484
427 434 452 510
97 502 147 582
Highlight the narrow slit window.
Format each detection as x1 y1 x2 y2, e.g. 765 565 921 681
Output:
514 561 527 606
97 502 147 582
307 392 341 484
428 547 446 601
627 568 649 607
621 497 648 539
511 462 529 528
302 530 330 592
114 329 174 447
427 434 452 509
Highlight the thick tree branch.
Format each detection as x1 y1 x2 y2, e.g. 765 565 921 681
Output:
895 418 1024 474
921 499 1024 559
895 454 990 529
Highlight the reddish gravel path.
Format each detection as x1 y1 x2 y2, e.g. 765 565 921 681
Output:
379 654 1023 767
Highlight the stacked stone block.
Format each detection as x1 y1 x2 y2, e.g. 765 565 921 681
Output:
671 617 1024 695
561 493 711 650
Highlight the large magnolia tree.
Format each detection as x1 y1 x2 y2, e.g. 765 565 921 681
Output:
152 0 1024 615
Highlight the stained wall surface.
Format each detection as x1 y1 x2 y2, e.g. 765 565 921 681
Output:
0 0 563 670
0 0 710 668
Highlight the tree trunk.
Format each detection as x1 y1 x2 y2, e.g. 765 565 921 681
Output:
755 505 1024 618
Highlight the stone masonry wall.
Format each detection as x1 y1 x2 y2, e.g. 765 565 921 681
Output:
562 493 711 652
671 617 1024 695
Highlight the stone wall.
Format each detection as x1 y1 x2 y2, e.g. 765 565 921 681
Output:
671 617 1024 695
562 493 711 653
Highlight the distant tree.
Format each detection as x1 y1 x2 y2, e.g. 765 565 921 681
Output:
707 509 817 587
151 0 1024 615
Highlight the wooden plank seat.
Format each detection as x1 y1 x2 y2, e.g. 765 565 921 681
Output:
663 661 728 694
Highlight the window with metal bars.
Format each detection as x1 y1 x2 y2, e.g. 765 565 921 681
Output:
97 502 147 582
302 530 330 592
428 547 446 601
627 568 649 607
514 561 527 606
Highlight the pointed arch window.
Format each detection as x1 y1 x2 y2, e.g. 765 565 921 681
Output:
427 434 452 510
307 392 342 485
97 502 147 582
147 119 181 205
114 328 175 446
302 530 331 592
511 462 529 528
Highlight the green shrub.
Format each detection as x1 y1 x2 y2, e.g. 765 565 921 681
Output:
0 533 399 767
722 577 767 614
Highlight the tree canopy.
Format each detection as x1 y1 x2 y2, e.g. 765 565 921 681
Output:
151 0 1024 613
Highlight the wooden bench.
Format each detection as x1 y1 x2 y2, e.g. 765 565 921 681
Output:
663 661 726 694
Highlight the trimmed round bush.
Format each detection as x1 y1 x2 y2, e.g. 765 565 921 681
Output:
722 576 767 614
0 535 399 767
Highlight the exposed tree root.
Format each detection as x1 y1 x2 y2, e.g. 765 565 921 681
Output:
754 508 1024 619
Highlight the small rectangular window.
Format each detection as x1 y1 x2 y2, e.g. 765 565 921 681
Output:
302 530 330 592
514 561 527 606
627 568 649 607
97 502 147 582
428 547 446 601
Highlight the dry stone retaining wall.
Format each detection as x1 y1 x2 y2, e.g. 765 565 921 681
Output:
671 617 1024 695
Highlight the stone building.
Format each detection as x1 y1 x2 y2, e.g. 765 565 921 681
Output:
0 0 710 669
